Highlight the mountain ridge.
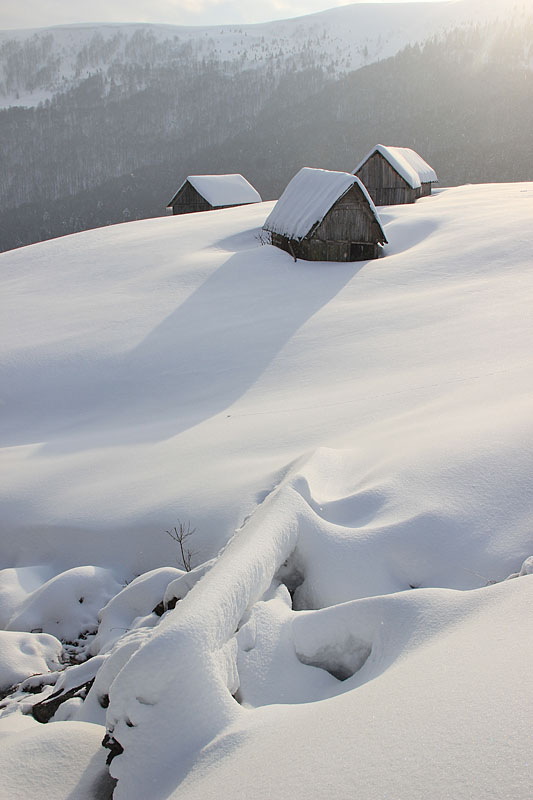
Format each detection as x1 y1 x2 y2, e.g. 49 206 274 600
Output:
0 0 532 252
1 0 529 108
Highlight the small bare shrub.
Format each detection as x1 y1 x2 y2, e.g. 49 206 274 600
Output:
166 521 196 572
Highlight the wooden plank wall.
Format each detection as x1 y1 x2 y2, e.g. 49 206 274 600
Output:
315 185 384 244
269 183 384 262
271 233 380 262
355 152 418 205
171 182 213 214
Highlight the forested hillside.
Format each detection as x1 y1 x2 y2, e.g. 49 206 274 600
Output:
0 7 532 251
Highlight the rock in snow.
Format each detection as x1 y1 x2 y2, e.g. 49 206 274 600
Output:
0 182 533 798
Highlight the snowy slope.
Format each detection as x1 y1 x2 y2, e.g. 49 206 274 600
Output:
1 182 533 797
2 184 532 576
1 0 530 107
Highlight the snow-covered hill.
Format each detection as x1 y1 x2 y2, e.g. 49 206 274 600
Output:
2 0 532 254
1 183 533 798
1 0 530 107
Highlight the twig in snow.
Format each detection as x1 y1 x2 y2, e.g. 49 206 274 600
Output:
166 521 196 572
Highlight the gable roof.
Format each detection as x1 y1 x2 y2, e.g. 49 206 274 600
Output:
353 145 438 190
168 174 262 208
263 167 386 242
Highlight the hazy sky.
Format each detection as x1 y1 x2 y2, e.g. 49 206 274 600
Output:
0 0 446 31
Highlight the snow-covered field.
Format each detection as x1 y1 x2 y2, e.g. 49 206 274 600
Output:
1 182 532 798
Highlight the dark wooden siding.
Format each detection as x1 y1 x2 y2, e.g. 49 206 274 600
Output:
271 233 380 262
269 184 385 263
355 151 419 206
170 180 259 214
170 181 213 215
314 184 385 244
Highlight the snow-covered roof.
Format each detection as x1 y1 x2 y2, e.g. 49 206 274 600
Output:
169 174 262 208
263 167 385 242
354 145 438 189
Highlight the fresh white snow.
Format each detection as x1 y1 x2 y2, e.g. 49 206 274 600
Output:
4 566 122 642
0 181 533 798
263 166 384 241
0 716 113 799
171 577 533 800
0 631 62 693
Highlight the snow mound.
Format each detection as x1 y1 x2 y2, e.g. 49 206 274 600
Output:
0 717 113 800
506 554 533 580
0 631 62 693
102 430 533 795
90 567 184 655
171 577 533 800
0 566 57 628
5 567 122 642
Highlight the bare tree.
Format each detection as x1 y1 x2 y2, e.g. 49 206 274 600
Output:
166 521 196 572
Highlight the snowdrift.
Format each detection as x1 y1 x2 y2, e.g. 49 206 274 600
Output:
1 183 533 798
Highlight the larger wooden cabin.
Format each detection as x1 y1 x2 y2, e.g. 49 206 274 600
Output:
167 174 262 215
263 167 387 262
353 145 437 206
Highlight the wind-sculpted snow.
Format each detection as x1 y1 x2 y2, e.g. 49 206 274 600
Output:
102 440 533 796
89 567 184 656
1 183 533 797
104 481 303 796
173 578 533 800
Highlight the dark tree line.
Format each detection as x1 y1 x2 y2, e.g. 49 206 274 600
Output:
1 19 532 252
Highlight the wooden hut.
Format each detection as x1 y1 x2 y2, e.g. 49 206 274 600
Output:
263 167 387 262
353 145 437 206
167 174 262 215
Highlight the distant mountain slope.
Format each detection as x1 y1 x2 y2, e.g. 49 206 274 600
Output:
1 0 528 108
0 0 532 251
0 2 472 107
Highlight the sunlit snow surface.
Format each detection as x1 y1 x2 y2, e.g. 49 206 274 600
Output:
1 183 533 798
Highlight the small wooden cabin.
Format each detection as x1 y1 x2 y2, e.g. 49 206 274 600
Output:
353 145 437 206
167 174 262 215
263 167 387 262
